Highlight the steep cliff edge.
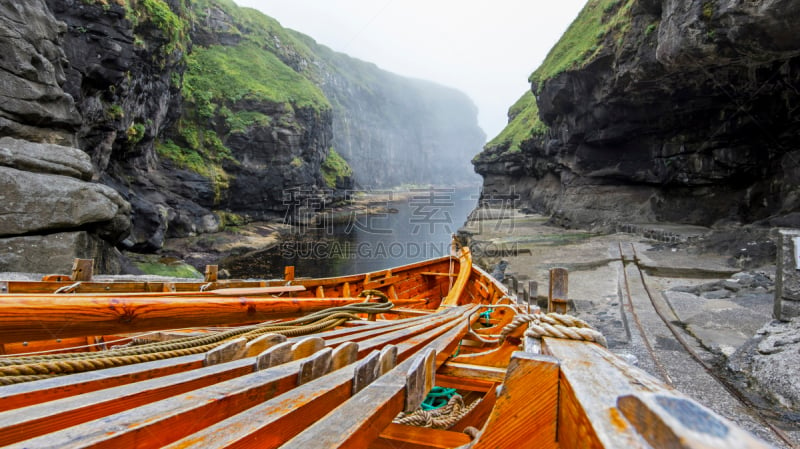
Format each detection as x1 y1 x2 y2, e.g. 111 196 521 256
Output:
0 0 484 273
474 0 800 229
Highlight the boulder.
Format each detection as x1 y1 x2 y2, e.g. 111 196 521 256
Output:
0 231 122 274
0 136 93 180
0 166 130 239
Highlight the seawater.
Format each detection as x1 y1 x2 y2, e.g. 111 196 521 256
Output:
231 186 479 279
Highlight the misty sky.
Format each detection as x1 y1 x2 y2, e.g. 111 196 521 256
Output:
234 0 587 142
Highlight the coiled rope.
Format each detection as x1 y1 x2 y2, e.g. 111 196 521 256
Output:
393 393 480 429
0 301 393 385
500 311 607 347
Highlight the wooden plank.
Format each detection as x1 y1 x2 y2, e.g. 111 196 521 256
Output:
208 285 306 295
178 316 468 449
472 352 560 449
542 337 659 449
0 357 255 446
278 318 468 449
284 266 295 281
0 354 205 412
617 392 772 449
0 296 391 344
374 424 472 449
204 265 218 282
70 259 93 281
4 356 318 449
548 267 569 314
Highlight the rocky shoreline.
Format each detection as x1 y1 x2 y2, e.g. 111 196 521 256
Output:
461 208 800 447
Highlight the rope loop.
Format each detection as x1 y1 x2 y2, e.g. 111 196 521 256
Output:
500 311 607 347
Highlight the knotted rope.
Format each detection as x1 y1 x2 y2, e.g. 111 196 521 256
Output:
0 301 393 385
500 311 607 347
393 394 480 429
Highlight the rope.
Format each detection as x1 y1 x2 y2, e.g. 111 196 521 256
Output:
393 394 480 429
420 386 457 410
54 282 80 294
500 311 607 347
0 302 392 384
358 289 389 303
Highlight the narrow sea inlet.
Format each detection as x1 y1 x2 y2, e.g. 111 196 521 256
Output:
227 187 479 279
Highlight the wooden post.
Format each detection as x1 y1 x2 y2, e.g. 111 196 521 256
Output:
70 259 93 281
528 280 539 306
284 266 295 281
548 268 568 314
204 265 218 282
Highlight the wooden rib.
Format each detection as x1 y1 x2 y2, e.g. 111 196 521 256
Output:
160 314 469 449
439 249 472 308
278 319 467 449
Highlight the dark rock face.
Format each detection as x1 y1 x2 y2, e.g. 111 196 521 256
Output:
0 0 79 144
475 0 800 229
0 1 130 273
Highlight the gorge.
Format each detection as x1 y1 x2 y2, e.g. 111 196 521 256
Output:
0 0 484 274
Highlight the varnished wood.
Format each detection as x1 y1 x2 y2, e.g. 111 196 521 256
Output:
0 296 409 344
374 424 472 449
472 352 560 449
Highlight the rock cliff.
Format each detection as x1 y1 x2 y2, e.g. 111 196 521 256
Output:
0 0 484 272
474 0 800 229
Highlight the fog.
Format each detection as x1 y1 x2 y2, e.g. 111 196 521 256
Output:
233 0 587 141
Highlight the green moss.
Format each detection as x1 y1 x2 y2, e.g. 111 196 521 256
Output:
183 43 329 112
484 91 547 155
221 108 272 134
645 22 658 36
321 148 353 188
290 157 304 168
155 136 232 200
126 122 146 143
702 1 714 21
135 261 203 278
106 104 124 120
529 0 635 92
136 0 188 56
215 210 246 228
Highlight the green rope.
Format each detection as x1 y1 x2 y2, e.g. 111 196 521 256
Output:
420 386 457 411
479 308 493 327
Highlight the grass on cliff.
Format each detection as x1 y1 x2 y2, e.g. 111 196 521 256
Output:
321 148 353 188
183 43 329 114
481 91 547 156
529 0 635 91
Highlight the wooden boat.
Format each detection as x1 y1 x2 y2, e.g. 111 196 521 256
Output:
0 247 773 448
